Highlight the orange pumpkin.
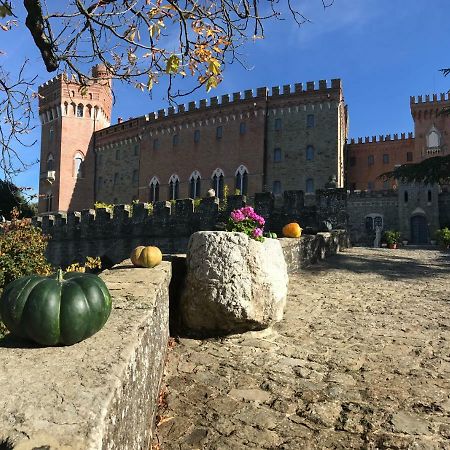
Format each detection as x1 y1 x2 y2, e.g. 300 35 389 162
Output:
137 246 163 268
130 246 145 267
282 222 302 238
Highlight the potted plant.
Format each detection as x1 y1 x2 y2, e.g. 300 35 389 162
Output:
383 230 401 249
435 227 450 250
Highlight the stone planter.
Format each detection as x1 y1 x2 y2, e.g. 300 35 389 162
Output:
388 243 398 249
180 231 289 336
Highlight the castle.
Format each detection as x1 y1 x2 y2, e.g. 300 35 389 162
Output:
37 65 450 244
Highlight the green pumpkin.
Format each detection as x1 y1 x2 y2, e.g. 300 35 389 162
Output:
0 270 112 346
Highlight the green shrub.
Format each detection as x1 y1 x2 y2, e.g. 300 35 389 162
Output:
435 227 450 248
0 209 52 289
0 209 53 337
383 230 401 245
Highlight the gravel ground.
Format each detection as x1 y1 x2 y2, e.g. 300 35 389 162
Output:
153 247 450 449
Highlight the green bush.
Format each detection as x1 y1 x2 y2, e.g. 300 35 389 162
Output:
435 227 450 248
383 230 401 245
0 209 53 336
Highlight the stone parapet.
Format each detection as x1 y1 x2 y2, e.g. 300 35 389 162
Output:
279 230 350 273
0 262 171 449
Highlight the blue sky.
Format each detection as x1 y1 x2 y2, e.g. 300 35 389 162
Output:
2 0 449 194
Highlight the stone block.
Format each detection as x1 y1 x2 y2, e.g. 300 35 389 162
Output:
181 231 288 335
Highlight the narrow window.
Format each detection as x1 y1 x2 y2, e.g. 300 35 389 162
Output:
240 122 246 135
49 127 54 142
114 172 119 186
274 118 282 131
49 110 54 121
428 190 432 203
132 169 138 186
404 191 408 203
307 114 315 128
274 148 282 162
46 154 54 171
173 134 179 146
76 104 84 117
115 148 120 160
365 216 374 231
368 155 374 166
169 178 180 200
216 126 223 139
350 156 356 167
407 152 413 162
46 193 53 212
306 178 314 193
134 144 139 156
153 138 159 150
194 129 200 143
64 103 68 115
306 145 314 161
74 154 84 179
383 154 390 164
273 180 281 194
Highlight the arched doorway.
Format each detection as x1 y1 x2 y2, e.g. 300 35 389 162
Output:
410 215 428 244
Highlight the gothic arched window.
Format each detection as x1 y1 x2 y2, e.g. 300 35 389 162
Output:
76 104 84 117
74 152 85 178
46 153 54 171
149 176 160 202
189 170 202 198
211 168 225 199
235 165 249 195
168 174 180 200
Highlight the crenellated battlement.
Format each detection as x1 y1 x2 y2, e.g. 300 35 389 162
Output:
95 79 342 138
348 132 414 145
34 189 349 266
410 92 450 105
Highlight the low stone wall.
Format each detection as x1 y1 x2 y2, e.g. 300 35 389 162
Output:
0 262 171 450
279 230 350 273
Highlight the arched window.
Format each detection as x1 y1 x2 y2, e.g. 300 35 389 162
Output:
306 178 314 193
71 103 76 116
428 190 432 203
74 152 85 178
189 170 202 198
86 104 92 117
168 174 180 200
149 176 160 202
211 168 225 199
427 126 440 148
49 127 54 142
306 145 315 161
64 102 68 115
46 153 54 171
235 165 248 195
76 104 84 117
404 191 409 203
45 191 53 212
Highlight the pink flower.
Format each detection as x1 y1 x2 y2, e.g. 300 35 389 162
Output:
231 210 245 222
252 227 263 238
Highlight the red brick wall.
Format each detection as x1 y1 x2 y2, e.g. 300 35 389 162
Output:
347 135 415 190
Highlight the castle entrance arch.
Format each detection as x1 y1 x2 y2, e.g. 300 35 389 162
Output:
410 215 428 244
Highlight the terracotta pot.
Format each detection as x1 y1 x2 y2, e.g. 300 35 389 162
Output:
388 243 398 249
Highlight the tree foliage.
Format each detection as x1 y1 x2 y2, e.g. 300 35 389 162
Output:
0 0 334 176
0 179 36 219
380 155 450 185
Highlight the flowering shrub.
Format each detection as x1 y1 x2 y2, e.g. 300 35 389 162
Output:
226 206 265 242
65 256 102 273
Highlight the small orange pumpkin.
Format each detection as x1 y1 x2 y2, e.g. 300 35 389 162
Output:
130 246 145 266
132 246 162 268
282 222 302 238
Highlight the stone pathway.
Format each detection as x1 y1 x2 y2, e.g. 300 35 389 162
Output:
153 247 450 449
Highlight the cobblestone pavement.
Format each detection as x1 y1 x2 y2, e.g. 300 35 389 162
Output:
154 248 450 449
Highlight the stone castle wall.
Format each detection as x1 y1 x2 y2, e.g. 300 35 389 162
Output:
93 79 345 206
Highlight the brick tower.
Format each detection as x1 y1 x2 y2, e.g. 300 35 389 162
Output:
410 93 450 160
38 65 112 213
